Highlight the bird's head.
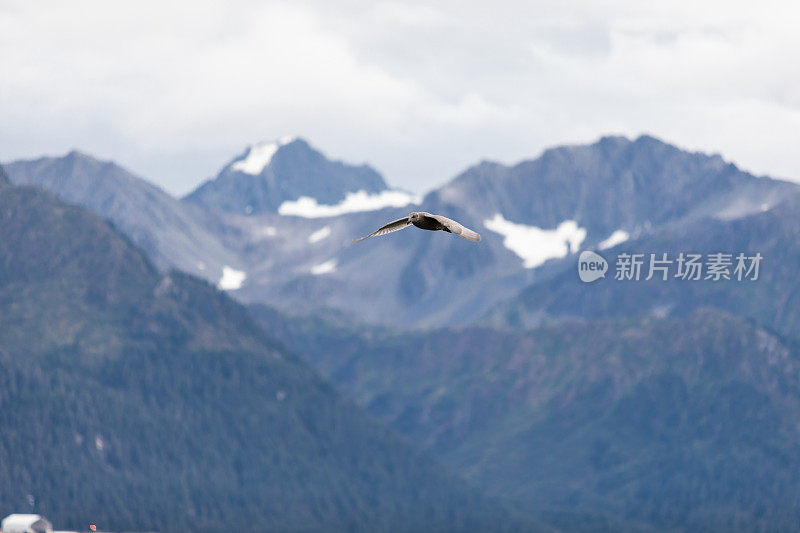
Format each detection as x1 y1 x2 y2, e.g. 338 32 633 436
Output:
408 212 421 222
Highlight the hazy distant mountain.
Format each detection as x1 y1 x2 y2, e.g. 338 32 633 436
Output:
3 150 234 279
6 135 795 328
185 137 391 215
253 305 800 531
0 176 533 532
431 135 794 250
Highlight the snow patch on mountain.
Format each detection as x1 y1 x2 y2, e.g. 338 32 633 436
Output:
231 137 295 175
484 214 586 268
311 259 337 275
599 229 630 250
278 189 420 218
218 265 247 290
715 198 776 221
308 226 331 243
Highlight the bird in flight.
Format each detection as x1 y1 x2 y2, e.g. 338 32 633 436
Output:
354 212 481 242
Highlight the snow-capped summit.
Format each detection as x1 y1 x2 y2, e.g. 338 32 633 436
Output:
278 189 420 218
231 136 297 175
185 137 389 215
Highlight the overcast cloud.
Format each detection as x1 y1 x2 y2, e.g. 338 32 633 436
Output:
1 0 799 195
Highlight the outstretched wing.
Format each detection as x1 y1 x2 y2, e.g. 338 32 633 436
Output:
353 216 411 242
428 214 481 242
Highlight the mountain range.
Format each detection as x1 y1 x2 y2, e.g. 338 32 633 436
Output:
7 135 796 329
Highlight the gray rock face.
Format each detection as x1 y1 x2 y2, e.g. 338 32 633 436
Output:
185 138 387 215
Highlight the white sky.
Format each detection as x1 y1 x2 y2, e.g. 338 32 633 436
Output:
1 0 799 195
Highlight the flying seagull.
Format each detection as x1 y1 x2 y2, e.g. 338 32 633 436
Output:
354 211 481 242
